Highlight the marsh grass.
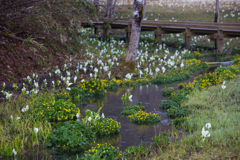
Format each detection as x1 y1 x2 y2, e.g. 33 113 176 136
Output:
0 89 59 158
154 74 240 159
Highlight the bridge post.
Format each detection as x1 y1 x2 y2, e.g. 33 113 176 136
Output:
156 26 163 45
185 28 191 50
127 23 132 41
102 22 108 39
94 27 99 35
215 29 224 53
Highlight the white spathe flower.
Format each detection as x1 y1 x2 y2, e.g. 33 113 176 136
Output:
34 82 38 88
222 84 226 89
125 73 133 80
155 68 160 73
108 71 111 79
102 113 105 118
94 68 98 73
205 123 211 129
90 73 93 78
81 79 85 83
5 92 12 100
16 117 20 120
88 117 92 122
223 81 225 85
74 76 77 83
76 113 80 118
66 81 73 90
12 149 17 156
21 105 29 113
129 95 133 102
34 127 39 133
162 67 166 73
180 62 184 68
66 71 71 77
95 115 100 120
202 127 210 141
55 69 61 75
10 115 13 120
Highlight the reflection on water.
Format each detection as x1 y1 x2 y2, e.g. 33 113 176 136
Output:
77 73 200 151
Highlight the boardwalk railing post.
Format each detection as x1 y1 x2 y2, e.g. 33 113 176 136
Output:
127 22 132 41
94 26 99 35
185 27 191 50
215 29 224 53
156 26 162 45
102 22 109 40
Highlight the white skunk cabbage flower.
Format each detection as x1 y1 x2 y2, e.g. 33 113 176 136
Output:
202 127 210 141
102 113 105 118
205 123 211 129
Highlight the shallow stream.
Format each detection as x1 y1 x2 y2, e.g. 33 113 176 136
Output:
76 72 201 151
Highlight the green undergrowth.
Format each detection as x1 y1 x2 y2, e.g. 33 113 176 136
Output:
128 111 160 124
121 105 145 116
152 59 209 84
155 74 240 159
161 87 174 98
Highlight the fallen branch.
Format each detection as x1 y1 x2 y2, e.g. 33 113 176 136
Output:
0 31 23 41
0 41 5 45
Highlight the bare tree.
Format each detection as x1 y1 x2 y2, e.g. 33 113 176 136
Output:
111 0 117 17
143 0 146 19
214 0 219 23
94 0 100 14
125 0 143 62
107 0 113 18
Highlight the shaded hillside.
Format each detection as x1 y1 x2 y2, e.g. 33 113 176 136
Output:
0 0 97 83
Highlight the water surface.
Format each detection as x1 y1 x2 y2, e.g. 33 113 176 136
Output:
77 73 199 151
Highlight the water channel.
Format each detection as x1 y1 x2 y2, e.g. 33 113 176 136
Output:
76 72 203 151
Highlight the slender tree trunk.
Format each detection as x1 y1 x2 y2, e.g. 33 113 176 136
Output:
111 0 117 18
214 0 219 23
125 0 143 62
143 0 146 19
94 0 100 15
107 0 113 18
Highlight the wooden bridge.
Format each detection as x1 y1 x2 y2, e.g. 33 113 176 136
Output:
81 19 240 52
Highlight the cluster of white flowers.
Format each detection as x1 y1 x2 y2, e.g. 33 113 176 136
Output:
21 105 29 112
202 123 211 142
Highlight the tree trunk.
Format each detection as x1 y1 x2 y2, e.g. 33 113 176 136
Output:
143 0 146 19
125 0 143 62
214 0 219 23
111 0 117 18
107 0 113 18
94 0 100 14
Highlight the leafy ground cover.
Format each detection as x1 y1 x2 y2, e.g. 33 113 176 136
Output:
154 57 240 159
155 74 240 159
121 105 145 116
81 143 122 160
128 111 160 124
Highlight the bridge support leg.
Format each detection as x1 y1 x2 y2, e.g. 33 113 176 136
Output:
215 29 224 53
94 27 99 35
127 23 132 41
156 26 163 45
102 24 108 39
185 28 191 50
